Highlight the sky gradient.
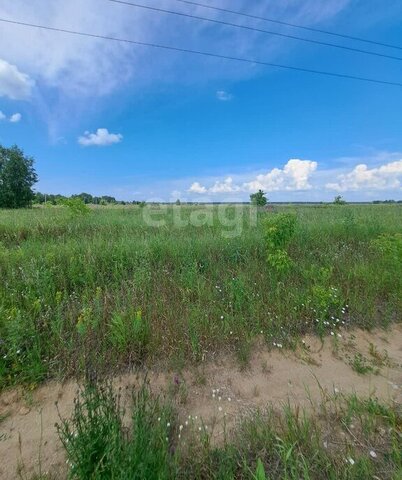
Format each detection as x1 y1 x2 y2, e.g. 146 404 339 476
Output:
0 0 401 202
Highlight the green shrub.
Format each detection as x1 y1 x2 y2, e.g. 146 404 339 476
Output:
58 197 91 216
264 213 297 250
264 213 297 272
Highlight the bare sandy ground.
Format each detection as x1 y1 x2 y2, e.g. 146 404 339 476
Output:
1 325 401 479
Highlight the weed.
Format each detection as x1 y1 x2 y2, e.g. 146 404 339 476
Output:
56 381 174 480
264 212 297 272
350 353 375 375
368 343 390 367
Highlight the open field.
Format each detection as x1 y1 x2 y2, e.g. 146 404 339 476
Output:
0 204 401 386
0 204 401 478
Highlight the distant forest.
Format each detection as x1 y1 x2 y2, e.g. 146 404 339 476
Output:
33 192 143 205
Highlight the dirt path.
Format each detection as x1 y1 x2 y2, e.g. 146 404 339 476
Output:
1 325 402 479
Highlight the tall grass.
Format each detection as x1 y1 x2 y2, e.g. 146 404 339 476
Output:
57 382 174 479
57 380 402 479
0 204 401 387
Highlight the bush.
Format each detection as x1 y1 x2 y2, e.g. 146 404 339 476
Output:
58 197 91 216
250 190 267 207
264 213 297 272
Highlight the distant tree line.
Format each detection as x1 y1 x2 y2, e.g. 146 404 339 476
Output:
33 192 143 206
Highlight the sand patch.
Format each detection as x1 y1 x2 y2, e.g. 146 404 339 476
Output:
1 325 401 479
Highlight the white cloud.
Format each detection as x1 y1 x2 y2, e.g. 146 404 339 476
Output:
244 159 318 192
188 182 207 194
326 160 402 191
78 128 123 146
188 159 318 195
209 177 240 193
216 90 233 101
0 110 22 122
9 112 22 123
0 59 34 99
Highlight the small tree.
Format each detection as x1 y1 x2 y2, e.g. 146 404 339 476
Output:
58 197 90 216
333 195 346 205
0 145 38 208
250 189 268 207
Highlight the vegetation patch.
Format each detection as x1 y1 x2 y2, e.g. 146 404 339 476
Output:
57 381 402 480
0 204 401 387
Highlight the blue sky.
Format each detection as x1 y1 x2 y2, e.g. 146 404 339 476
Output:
0 0 401 202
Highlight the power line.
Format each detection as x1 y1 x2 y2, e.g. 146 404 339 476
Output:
106 0 402 62
1 17 401 87
170 0 402 51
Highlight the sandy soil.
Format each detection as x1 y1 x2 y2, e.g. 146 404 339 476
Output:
1 325 401 479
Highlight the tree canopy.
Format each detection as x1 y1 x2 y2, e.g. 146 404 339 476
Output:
333 195 346 205
0 145 38 208
250 189 268 206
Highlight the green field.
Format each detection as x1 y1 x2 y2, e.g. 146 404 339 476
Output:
0 204 401 388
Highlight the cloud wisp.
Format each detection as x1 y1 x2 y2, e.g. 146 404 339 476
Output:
216 90 233 101
0 58 33 100
0 0 352 100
